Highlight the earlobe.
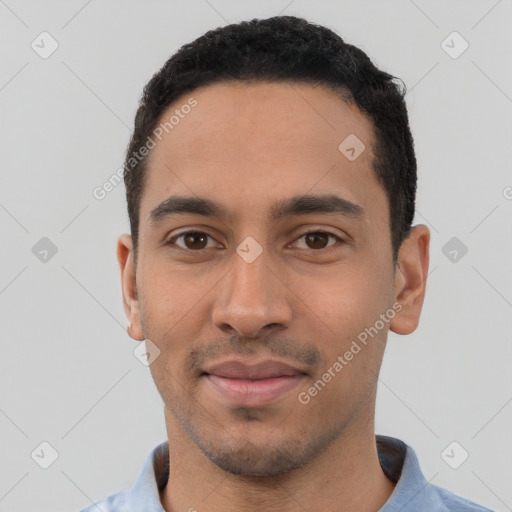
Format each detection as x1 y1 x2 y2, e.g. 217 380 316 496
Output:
389 224 430 336
127 319 145 341
117 234 145 341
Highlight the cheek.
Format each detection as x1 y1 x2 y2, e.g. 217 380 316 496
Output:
138 286 202 380
140 267 210 329
295 265 380 332
294 264 391 377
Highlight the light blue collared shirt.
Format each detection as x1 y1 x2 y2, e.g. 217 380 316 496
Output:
79 435 493 511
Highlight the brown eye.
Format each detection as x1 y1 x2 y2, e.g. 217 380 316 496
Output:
183 233 208 250
305 232 329 249
293 231 344 251
168 231 216 250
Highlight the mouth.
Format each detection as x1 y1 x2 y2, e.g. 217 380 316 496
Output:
201 359 308 407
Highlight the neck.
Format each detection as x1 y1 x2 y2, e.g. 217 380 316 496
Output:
159 407 396 512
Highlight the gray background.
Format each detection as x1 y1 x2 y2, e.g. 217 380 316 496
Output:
1 0 511 510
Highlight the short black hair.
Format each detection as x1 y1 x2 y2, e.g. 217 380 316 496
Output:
124 15 416 265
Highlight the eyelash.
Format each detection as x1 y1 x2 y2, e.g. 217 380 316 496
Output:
165 229 346 253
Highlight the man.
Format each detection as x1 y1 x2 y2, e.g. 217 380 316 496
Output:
81 15 492 512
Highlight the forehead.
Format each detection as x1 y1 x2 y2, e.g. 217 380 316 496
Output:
140 81 388 232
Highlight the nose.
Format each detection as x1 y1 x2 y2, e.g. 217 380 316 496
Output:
212 247 293 339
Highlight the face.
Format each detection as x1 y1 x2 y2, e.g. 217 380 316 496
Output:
118 81 429 476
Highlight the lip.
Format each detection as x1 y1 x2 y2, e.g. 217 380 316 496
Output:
203 360 305 379
202 359 307 407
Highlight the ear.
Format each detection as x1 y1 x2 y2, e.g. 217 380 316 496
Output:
117 233 145 341
389 224 430 335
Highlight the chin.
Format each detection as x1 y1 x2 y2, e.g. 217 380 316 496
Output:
205 446 308 476
193 430 333 477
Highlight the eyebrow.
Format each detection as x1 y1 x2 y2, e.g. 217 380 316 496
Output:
148 193 365 226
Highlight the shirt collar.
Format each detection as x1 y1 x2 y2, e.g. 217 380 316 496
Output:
120 435 446 511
